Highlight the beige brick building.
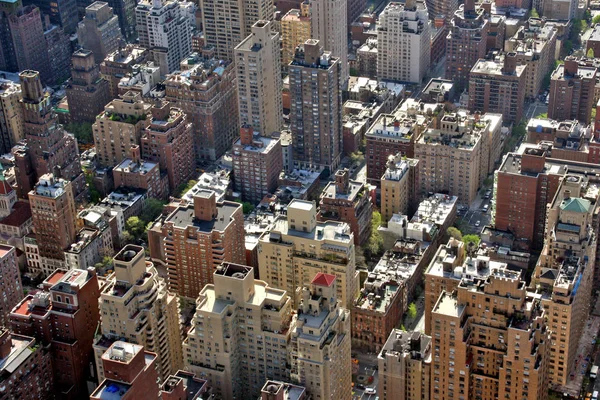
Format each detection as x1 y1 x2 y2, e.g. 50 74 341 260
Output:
258 199 359 308
0 80 23 155
381 155 420 222
280 4 311 67
94 245 183 382
184 263 293 400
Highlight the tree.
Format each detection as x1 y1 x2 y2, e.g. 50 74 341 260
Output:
125 216 146 243
531 8 539 18
355 246 367 269
141 198 166 223
242 202 255 215
174 179 197 198
593 14 600 24
64 122 93 144
407 303 417 320
588 48 595 58
350 151 364 167
447 226 462 240
85 172 101 204
592 107 597 124
366 211 384 257
463 234 481 247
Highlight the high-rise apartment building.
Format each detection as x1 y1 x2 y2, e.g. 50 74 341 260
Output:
281 4 311 67
445 0 489 90
140 100 194 192
105 0 137 40
290 273 352 400
28 174 77 277
13 71 85 200
25 0 78 33
95 245 183 382
200 0 274 60
91 342 160 400
164 55 238 161
531 175 597 386
548 57 597 124
112 146 169 200
378 330 431 400
0 245 22 328
289 39 342 171
426 0 457 24
135 0 191 74
65 49 112 123
184 263 293 400
10 268 101 399
318 169 373 245
310 0 348 82
347 0 366 24
232 125 283 204
468 53 526 123
100 45 149 98
235 20 282 136
43 22 72 85
151 190 245 298
381 155 420 222
0 79 23 155
93 91 151 168
377 1 430 84
77 1 123 63
258 199 359 308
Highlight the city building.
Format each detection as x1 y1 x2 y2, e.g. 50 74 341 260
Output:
586 24 600 58
414 112 492 204
9 268 101 399
381 155 420 222
235 20 283 136
429 261 550 400
318 169 373 245
160 370 212 400
377 1 430 84
505 21 557 99
548 56 597 124
289 39 342 171
150 190 245 298
310 0 349 82
91 342 160 400
93 91 151 168
0 245 22 328
259 381 307 400
445 0 489 90
140 100 195 192
232 125 283 204
378 330 431 400
347 0 366 24
26 0 78 33
180 170 232 203
342 98 385 154
94 245 183 382
105 0 137 40
258 199 359 308
100 45 149 98
98 188 148 243
425 0 457 24
43 22 71 85
543 0 577 20
135 0 192 74
357 38 378 79
0 330 53 399
77 1 123 63
164 54 238 161
184 263 293 400
117 61 161 96
280 4 311 67
531 175 598 386
65 50 112 123
28 174 77 278
64 227 113 270
468 53 527 123
0 79 23 155
200 0 274 60
290 273 352 400
112 146 169 200
352 240 431 351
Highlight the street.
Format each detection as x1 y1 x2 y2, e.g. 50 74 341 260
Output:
525 99 548 120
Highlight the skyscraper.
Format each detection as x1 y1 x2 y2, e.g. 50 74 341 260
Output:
235 20 282 136
289 39 342 171
310 0 348 82
77 1 123 63
135 0 192 74
280 4 311 67
0 79 23 155
105 0 137 40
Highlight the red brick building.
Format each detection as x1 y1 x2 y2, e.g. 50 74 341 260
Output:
91 341 159 400
113 145 168 200
9 268 100 399
0 245 23 328
140 100 195 192
548 57 597 124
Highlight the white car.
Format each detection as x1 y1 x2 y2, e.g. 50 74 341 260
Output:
475 220 481 227
364 388 377 395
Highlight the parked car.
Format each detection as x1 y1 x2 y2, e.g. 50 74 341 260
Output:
475 220 481 227
356 384 366 390
364 388 377 395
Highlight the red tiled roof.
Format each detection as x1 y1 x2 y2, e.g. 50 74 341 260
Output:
311 272 336 287
0 201 31 227
0 180 13 195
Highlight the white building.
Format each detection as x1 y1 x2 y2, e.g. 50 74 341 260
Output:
310 0 349 83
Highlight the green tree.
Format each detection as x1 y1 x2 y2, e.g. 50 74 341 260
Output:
447 226 462 240
593 14 600 24
463 234 481 247
531 8 539 18
242 202 255 214
125 216 146 243
407 303 417 320
174 179 198 198
141 198 166 223
85 172 101 204
64 122 93 144
366 211 384 256
350 151 364 167
588 48 596 58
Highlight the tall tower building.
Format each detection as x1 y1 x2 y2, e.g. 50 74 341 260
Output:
24 0 78 33
77 1 123 63
426 0 457 24
65 49 112 123
290 273 352 400
377 1 430 84
95 245 183 382
445 0 489 90
28 174 77 277
105 0 137 40
151 190 245 298
235 20 282 136
548 57 597 124
310 0 348 82
200 0 274 60
289 39 342 171
280 4 311 67
0 245 22 329
184 263 294 400
140 100 195 192
0 80 24 155
135 0 192 74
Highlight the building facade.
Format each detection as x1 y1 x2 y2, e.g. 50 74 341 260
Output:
310 0 348 82
280 4 311 67
77 1 123 63
548 57 597 124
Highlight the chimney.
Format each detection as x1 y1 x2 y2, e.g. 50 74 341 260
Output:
503 53 517 74
151 100 170 121
303 39 321 65
564 58 578 77
130 145 141 164
240 124 254 146
261 382 285 400
0 330 11 359
521 148 546 173
564 189 571 200
335 169 349 194
193 190 218 221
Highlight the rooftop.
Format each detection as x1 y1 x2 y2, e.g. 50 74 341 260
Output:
165 201 240 232
33 174 69 198
49 268 93 294
433 291 464 317
412 194 457 226
234 133 280 154
0 333 34 375
379 329 431 362
113 158 158 175
261 381 306 400
183 170 230 203
312 272 336 287
471 57 526 77
321 179 365 202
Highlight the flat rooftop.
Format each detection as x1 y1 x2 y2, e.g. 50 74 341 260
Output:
165 201 239 232
433 291 464 317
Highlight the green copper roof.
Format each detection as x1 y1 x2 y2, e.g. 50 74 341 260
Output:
560 197 591 213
